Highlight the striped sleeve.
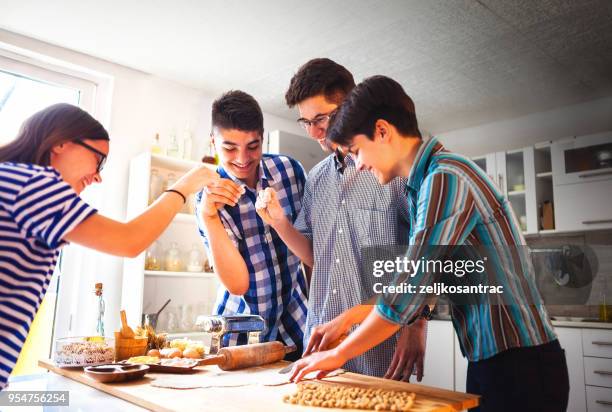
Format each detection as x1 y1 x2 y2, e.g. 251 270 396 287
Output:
8 173 97 249
377 171 479 325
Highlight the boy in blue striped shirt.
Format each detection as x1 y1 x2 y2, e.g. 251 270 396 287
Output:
290 76 569 411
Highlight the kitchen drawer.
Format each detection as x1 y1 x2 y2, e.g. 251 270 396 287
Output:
587 386 612 412
585 357 612 388
583 330 612 358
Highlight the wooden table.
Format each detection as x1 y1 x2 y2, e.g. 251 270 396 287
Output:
39 360 479 412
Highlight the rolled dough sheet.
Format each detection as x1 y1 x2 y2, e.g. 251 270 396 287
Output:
150 367 345 389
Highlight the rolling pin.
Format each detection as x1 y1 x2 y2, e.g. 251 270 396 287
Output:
199 341 294 371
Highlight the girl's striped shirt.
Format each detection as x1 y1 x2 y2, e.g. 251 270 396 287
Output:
0 162 96 389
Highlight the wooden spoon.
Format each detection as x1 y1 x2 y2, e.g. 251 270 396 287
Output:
120 310 135 338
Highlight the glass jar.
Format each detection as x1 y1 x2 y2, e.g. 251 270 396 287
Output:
164 242 183 272
180 304 195 331
145 241 163 271
166 306 179 333
186 244 203 272
166 132 180 158
149 169 164 205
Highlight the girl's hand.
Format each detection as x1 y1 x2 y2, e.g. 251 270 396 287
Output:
173 165 221 195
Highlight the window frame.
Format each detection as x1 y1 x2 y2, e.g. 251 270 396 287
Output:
0 46 113 352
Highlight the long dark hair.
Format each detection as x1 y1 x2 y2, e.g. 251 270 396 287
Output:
0 103 109 166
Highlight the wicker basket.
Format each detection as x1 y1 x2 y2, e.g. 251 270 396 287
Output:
114 332 148 361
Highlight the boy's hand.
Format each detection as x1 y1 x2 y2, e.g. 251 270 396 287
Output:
256 187 288 227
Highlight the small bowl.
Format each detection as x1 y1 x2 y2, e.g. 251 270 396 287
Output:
84 363 149 383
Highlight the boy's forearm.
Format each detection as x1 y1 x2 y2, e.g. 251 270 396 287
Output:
273 218 314 267
202 214 249 295
340 304 375 328
336 310 402 364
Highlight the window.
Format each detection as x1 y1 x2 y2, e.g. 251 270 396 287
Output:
0 53 98 144
0 70 81 143
0 53 99 377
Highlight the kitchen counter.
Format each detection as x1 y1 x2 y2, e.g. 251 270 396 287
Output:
38 359 479 412
431 314 612 329
551 319 612 329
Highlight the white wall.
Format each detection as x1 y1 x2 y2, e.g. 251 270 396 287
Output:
436 97 612 157
0 30 306 336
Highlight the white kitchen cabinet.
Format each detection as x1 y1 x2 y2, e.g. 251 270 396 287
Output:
121 152 219 330
551 132 612 186
472 147 537 234
554 180 612 232
582 329 612 412
421 320 455 391
552 132 612 232
556 327 587 412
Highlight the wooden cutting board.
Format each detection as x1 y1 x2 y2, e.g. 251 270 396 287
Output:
39 359 478 412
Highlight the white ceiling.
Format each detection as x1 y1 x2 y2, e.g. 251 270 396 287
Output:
1 0 611 133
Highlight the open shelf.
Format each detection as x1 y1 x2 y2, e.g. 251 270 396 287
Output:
151 153 209 172
144 270 215 278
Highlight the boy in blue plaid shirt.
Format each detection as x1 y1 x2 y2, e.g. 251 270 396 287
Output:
195 90 308 359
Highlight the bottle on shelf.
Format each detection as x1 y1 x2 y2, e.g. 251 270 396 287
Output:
600 292 612 322
201 140 218 165
164 242 183 272
94 283 106 337
151 133 163 155
166 131 180 158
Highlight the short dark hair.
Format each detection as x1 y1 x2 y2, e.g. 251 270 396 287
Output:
327 75 422 146
285 58 355 107
211 90 264 136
